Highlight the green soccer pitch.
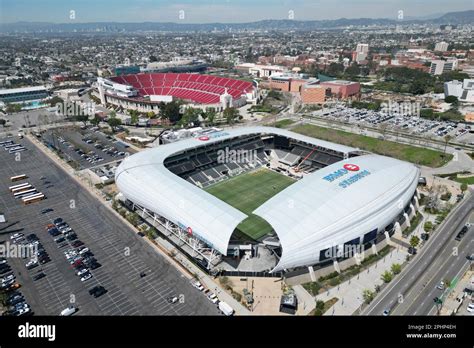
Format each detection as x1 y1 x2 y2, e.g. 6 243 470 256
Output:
205 168 296 240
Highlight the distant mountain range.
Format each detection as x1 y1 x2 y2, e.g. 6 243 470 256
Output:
0 10 472 33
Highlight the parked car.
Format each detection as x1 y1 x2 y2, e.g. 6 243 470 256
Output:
167 296 178 304
192 281 204 291
80 273 93 282
32 272 46 281
89 286 107 298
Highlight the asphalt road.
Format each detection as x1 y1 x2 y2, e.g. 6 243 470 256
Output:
394 214 473 315
364 191 474 315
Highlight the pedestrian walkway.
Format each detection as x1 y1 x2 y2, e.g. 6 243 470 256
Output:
293 284 316 315
312 248 408 315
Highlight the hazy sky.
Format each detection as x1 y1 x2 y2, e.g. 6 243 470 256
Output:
0 0 472 23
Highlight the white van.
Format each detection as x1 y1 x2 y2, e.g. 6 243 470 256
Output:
60 306 77 316
218 301 234 316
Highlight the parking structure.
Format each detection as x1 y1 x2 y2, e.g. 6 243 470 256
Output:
0 136 219 315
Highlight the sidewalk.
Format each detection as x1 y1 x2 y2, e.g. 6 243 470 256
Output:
312 248 408 315
293 284 316 315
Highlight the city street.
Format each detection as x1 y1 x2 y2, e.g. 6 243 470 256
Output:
364 192 474 315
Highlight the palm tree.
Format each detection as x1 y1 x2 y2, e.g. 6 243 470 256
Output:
443 135 452 154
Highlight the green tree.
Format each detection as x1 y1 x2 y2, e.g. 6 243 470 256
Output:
391 263 402 275
129 110 139 125
0 119 6 127
107 114 122 133
327 62 344 77
444 95 458 104
179 107 201 126
159 101 182 124
203 108 217 125
223 107 239 125
90 115 101 126
313 300 325 316
424 221 433 233
127 213 140 226
362 289 375 304
420 108 434 119
381 271 393 283
345 64 361 77
6 103 22 113
460 183 468 193
443 134 452 154
48 96 64 108
410 235 420 249
75 114 89 126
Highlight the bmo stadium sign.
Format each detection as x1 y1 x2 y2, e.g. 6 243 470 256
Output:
323 164 371 189
197 131 230 141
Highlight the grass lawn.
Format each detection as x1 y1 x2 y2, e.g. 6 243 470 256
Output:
292 124 452 168
205 168 295 240
272 119 295 128
453 176 474 185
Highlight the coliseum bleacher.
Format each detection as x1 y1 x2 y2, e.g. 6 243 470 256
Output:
110 73 254 105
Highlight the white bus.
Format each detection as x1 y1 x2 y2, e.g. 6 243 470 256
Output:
4 143 19 150
23 194 45 205
10 174 28 182
9 182 30 192
9 148 26 154
21 192 42 200
11 185 32 193
0 140 14 146
13 189 37 198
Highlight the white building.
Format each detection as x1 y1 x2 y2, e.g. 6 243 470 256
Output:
434 41 449 52
444 79 474 103
430 59 458 75
354 43 369 63
235 63 287 78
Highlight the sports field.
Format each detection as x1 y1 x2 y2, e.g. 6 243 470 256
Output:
205 168 295 240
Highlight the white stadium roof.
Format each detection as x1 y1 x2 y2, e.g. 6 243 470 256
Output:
116 126 419 272
0 86 47 95
254 154 419 271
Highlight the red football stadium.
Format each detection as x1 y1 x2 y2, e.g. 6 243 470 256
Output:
96 73 258 112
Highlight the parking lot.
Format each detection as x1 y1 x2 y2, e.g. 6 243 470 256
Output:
0 136 219 315
315 106 474 145
40 126 136 170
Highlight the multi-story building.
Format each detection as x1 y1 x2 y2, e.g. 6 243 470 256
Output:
0 86 49 107
444 79 474 103
300 84 328 104
430 59 458 75
320 80 361 99
353 44 369 63
269 73 318 92
434 41 449 52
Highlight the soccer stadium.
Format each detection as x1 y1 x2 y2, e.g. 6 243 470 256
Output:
96 73 259 112
115 127 420 275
